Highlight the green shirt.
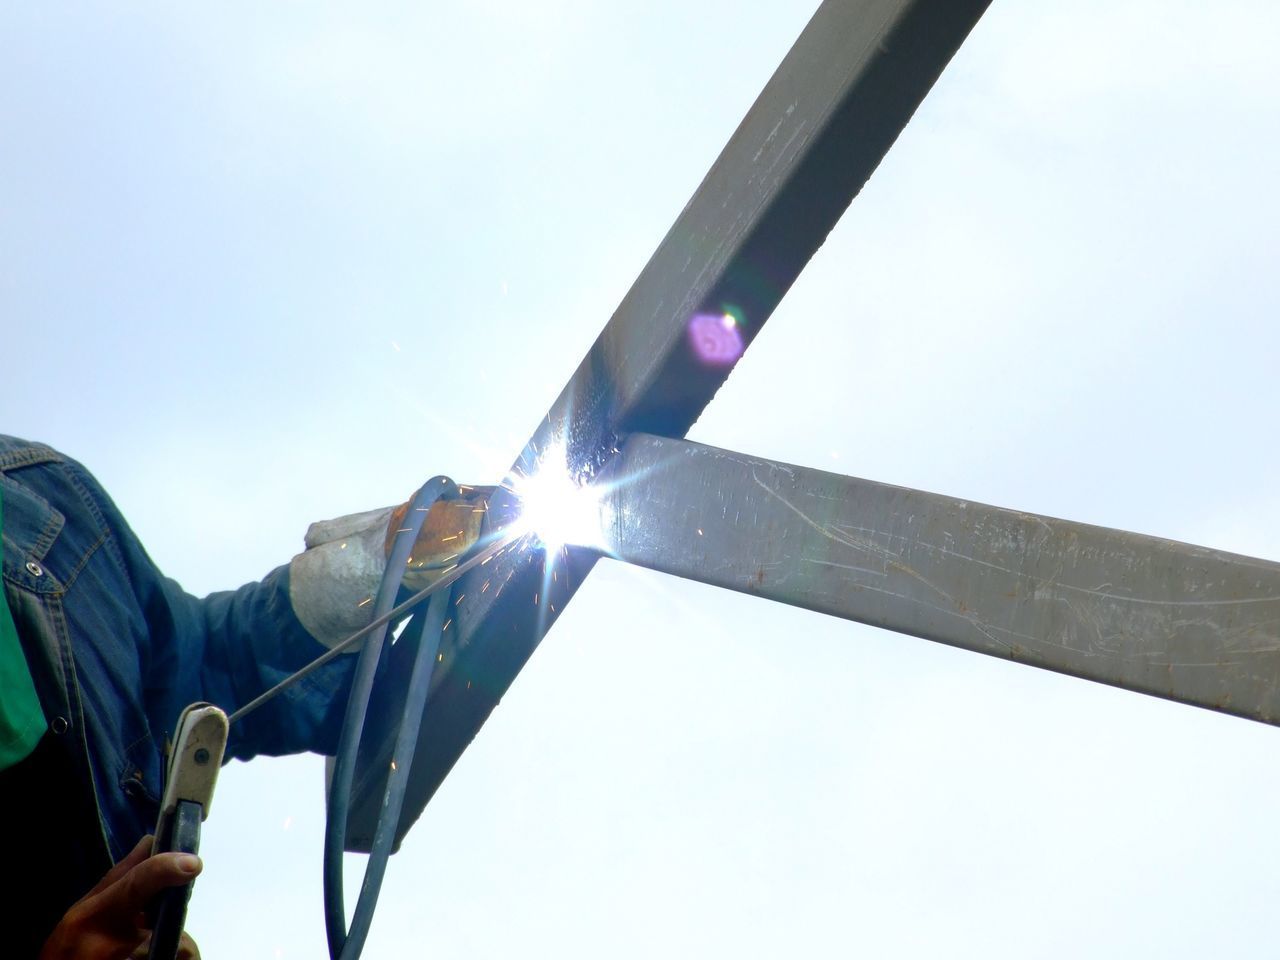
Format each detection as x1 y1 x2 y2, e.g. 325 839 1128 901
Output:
0 486 45 770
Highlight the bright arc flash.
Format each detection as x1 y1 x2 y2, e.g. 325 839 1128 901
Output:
510 445 607 553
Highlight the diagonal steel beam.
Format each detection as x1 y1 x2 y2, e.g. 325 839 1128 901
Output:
348 0 994 849
598 434 1280 724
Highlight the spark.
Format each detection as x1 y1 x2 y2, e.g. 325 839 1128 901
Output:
437 653 443 662
390 760 397 771
357 597 373 608
442 618 452 632
697 528 704 536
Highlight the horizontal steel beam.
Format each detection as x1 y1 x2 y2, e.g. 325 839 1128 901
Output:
596 434 1280 724
348 0 994 849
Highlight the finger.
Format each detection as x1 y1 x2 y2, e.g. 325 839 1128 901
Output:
138 931 202 960
389 499 482 565
305 506 395 549
384 501 412 555
87 835 156 898
90 851 203 924
128 928 198 960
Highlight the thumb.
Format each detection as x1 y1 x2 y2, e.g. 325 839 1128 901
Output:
86 835 154 898
92 851 203 921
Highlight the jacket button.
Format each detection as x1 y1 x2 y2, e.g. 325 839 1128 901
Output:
26 560 43 577
51 716 69 735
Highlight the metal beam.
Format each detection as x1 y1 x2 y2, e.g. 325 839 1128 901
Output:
347 0 994 848
597 434 1280 725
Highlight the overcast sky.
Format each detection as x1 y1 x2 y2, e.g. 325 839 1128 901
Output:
3 1 1279 957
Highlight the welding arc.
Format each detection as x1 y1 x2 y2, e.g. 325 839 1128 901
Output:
226 530 514 728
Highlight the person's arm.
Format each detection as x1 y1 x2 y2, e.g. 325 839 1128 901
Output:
86 462 483 763
145 564 353 761
57 454 356 762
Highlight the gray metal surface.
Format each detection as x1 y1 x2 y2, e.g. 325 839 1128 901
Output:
597 434 1280 724
347 0 994 849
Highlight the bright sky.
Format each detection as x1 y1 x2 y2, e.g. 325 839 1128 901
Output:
3 1 1279 957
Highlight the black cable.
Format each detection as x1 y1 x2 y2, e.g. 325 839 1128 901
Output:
323 476 456 959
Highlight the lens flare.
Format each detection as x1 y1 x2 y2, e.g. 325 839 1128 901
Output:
510 444 606 553
687 311 745 366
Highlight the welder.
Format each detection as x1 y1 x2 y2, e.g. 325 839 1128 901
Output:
0 435 474 958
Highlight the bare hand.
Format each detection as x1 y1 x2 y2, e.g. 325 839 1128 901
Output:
39 835 202 960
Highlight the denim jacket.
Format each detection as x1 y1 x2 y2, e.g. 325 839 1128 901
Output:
0 435 353 863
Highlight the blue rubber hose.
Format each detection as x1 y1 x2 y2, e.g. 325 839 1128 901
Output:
323 476 457 959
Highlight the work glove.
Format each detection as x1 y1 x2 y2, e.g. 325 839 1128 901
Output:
289 490 487 649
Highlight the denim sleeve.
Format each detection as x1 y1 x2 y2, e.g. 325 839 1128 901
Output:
63 458 354 761
150 567 353 761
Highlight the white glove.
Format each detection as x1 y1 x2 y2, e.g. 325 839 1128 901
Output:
289 506 395 649
288 494 488 649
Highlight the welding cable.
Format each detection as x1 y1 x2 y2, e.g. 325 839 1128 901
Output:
221 485 516 957
340 575 451 957
323 476 455 960
216 484 520 960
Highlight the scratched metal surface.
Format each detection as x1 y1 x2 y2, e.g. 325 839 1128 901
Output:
599 434 1280 725
347 0 994 848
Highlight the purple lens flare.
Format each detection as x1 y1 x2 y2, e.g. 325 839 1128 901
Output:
687 312 745 366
